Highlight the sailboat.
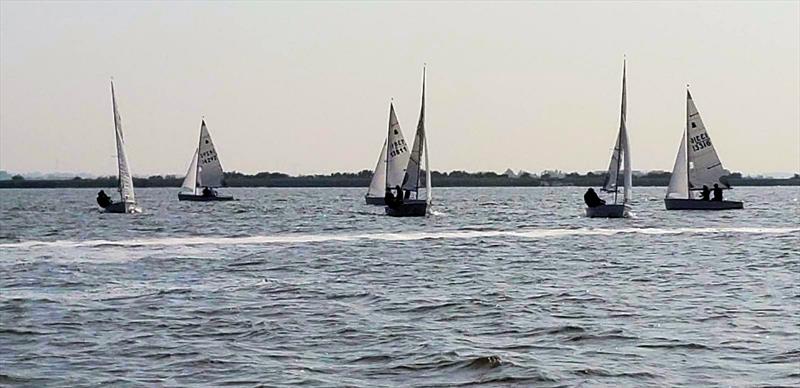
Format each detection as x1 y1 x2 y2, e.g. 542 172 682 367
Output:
101 80 140 214
178 119 234 201
664 88 742 210
365 120 410 205
386 67 432 217
586 60 631 218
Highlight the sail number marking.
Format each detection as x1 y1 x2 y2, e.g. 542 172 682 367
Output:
689 132 712 152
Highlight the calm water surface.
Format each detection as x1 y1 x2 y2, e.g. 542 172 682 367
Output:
1 187 798 387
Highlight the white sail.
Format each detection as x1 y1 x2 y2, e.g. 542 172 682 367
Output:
111 81 136 208
602 132 622 193
367 140 388 198
181 149 199 194
666 132 690 199
196 120 225 188
424 130 432 203
403 67 427 195
601 60 631 204
384 103 411 190
686 90 729 189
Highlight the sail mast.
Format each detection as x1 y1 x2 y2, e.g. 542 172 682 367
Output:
685 87 691 199
195 119 204 194
613 59 626 204
415 65 426 198
111 79 121 195
385 102 392 191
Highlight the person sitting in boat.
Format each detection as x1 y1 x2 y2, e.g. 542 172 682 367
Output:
712 184 723 201
394 185 404 205
384 188 395 206
202 187 214 197
583 188 606 208
700 185 711 201
96 190 112 208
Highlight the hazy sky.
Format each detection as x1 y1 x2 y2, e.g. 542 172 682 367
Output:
1 1 798 176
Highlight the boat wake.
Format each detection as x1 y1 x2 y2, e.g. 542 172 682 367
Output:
1 226 796 250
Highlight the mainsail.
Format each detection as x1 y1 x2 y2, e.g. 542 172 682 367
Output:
384 103 411 190
181 149 199 194
110 80 136 207
196 120 225 188
403 67 427 196
600 60 631 204
685 90 729 189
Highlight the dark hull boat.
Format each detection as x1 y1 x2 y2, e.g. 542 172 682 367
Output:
386 199 428 217
664 198 743 210
586 204 629 218
103 202 140 214
178 193 235 202
365 196 386 205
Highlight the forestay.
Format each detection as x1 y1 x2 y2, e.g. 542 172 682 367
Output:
686 91 729 189
111 81 136 206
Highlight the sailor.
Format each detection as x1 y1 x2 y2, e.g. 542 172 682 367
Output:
712 183 723 201
96 190 112 208
700 185 711 201
384 188 395 206
202 187 213 197
583 188 606 208
394 185 404 205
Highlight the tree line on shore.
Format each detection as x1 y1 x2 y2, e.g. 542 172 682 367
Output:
2 170 798 188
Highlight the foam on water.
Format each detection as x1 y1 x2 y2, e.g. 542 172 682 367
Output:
1 226 797 250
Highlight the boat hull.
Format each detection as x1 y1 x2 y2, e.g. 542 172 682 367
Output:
664 198 743 210
178 193 235 202
103 202 140 213
365 196 385 206
385 200 428 217
586 204 629 218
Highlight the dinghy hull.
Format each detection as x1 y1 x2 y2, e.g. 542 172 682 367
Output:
365 196 385 206
586 204 629 218
103 202 140 213
385 200 427 217
178 193 235 202
664 198 743 210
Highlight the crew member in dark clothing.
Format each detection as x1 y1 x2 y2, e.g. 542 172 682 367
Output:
712 184 723 201
202 187 213 197
96 190 112 208
700 185 711 201
394 185 404 206
583 188 606 208
384 188 395 206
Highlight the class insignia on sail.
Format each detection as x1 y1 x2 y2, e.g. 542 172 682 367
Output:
664 88 743 210
585 59 631 218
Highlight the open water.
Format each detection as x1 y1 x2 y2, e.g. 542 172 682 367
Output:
0 187 798 387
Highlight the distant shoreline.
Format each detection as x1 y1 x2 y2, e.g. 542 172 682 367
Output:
1 171 797 189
